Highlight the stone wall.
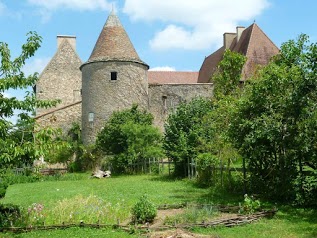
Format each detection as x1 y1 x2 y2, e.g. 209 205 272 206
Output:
36 38 82 116
81 61 148 144
35 37 82 133
35 102 81 133
148 83 214 130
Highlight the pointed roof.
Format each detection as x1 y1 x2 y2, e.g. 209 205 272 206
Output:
198 23 279 83
39 38 82 78
82 11 148 68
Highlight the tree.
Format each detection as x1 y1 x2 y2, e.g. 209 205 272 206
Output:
212 49 246 98
164 97 213 177
229 34 317 204
96 105 163 174
193 50 246 186
0 32 59 166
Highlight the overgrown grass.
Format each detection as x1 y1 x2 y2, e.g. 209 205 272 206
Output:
1 174 317 237
2 175 209 226
192 207 317 238
1 227 139 238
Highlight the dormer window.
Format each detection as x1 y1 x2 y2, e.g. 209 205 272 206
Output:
111 72 117 81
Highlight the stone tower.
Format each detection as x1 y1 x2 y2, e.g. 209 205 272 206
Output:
35 36 82 132
80 11 149 144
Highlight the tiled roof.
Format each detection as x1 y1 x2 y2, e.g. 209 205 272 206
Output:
84 11 148 67
197 47 225 83
148 71 200 84
198 23 279 83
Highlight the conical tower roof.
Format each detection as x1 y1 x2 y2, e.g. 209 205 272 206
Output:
83 11 148 68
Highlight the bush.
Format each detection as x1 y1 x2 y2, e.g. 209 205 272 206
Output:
131 195 157 224
0 203 21 227
239 194 261 214
0 182 8 198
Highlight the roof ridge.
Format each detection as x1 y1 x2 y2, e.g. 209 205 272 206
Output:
253 23 279 50
244 23 256 57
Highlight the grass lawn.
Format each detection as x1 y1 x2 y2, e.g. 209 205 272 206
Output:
1 174 317 237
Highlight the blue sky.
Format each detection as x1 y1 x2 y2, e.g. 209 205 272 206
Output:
1 0 317 104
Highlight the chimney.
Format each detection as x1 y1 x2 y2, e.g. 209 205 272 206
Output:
223 32 236 49
236 26 245 42
57 35 76 50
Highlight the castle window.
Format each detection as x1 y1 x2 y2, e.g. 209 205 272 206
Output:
88 112 94 128
111 72 117 81
88 112 94 122
73 90 81 102
162 95 167 113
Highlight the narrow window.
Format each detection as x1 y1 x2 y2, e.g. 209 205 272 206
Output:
88 112 94 122
73 90 81 102
88 112 94 128
111 71 117 81
162 95 167 112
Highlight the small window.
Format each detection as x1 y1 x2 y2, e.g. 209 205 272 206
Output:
88 112 94 122
73 90 81 102
111 72 117 81
162 96 167 112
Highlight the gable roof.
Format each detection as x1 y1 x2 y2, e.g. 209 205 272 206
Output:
83 11 148 68
39 38 82 78
148 71 200 84
198 23 279 83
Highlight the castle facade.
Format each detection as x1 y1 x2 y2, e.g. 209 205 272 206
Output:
35 11 278 144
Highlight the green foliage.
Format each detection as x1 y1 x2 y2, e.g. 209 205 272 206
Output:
131 195 157 224
0 203 21 227
187 50 246 186
239 194 261 214
164 204 216 225
195 153 219 186
229 34 317 205
164 97 213 177
97 105 163 174
0 182 8 198
0 32 59 167
212 49 246 98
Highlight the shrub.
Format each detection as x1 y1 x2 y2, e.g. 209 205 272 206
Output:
131 195 157 224
239 194 261 214
0 182 8 198
0 203 21 227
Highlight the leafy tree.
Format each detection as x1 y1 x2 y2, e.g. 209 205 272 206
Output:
212 49 247 98
96 105 163 174
229 34 317 204
0 32 59 166
193 50 246 186
164 97 213 177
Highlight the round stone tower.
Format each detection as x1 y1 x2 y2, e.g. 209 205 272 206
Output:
81 11 149 144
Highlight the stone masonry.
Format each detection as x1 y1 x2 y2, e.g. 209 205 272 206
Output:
35 35 82 132
35 10 278 144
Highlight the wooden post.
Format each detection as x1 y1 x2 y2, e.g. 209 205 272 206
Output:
243 157 247 195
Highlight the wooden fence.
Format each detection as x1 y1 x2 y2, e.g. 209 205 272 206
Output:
0 208 277 234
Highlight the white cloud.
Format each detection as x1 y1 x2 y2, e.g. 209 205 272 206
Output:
23 57 51 76
149 66 176 71
123 0 270 50
27 0 114 22
0 1 22 19
0 1 5 15
28 0 113 11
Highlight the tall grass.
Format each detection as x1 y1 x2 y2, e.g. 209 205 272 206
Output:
2 175 209 226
